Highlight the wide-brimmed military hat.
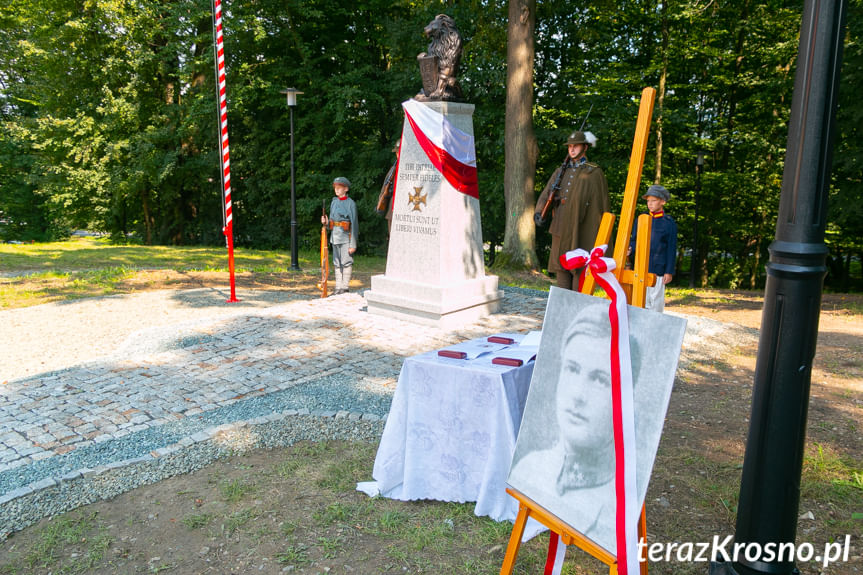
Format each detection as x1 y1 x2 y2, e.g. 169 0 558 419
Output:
566 130 598 147
643 184 670 201
332 176 351 188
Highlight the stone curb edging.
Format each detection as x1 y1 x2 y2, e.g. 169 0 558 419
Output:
0 410 386 541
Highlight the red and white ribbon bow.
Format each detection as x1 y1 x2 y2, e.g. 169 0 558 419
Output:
556 245 640 575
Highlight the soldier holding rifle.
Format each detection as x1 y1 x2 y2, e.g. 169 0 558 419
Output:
534 130 609 290
321 176 359 295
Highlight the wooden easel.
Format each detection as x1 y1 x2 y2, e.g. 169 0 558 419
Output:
501 489 647 575
500 87 657 575
581 86 658 305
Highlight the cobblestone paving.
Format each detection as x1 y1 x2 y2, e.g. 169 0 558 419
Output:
0 289 547 499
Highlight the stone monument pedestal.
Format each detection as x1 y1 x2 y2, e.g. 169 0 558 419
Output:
366 274 502 329
364 100 503 329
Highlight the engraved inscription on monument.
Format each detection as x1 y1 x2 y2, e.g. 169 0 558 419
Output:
392 213 439 237
398 162 442 183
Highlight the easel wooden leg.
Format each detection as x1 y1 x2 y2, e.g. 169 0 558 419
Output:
500 504 529 575
638 504 648 574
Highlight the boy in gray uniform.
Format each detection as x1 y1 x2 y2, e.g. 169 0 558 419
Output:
321 176 359 295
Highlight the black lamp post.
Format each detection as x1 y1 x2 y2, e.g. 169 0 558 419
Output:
709 0 846 573
282 87 303 271
690 151 704 288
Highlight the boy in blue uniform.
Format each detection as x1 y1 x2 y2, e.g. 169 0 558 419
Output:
629 184 677 312
321 176 359 295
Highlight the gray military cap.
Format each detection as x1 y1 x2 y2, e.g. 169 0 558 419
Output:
332 176 351 188
643 184 670 201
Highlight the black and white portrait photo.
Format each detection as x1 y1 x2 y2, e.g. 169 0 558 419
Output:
507 287 686 554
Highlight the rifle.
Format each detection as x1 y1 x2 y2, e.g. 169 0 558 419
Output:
376 160 397 215
319 201 329 298
579 103 594 131
538 155 572 224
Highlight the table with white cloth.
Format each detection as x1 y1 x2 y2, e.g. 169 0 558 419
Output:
360 335 535 522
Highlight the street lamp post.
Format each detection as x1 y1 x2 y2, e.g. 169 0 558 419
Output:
690 151 704 288
709 0 846 573
282 88 303 271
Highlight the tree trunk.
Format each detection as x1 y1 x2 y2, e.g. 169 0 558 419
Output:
142 190 153 246
749 237 761 289
500 0 538 270
722 0 750 171
857 251 863 286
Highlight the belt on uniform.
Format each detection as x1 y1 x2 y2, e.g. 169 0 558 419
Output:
329 220 351 231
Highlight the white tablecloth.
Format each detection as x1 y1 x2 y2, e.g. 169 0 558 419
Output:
360 338 535 522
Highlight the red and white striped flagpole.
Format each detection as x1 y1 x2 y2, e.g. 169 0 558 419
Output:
213 0 239 302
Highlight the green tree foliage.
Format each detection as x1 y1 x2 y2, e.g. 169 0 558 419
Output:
828 0 863 290
221 0 426 252
0 0 860 290
660 1 805 289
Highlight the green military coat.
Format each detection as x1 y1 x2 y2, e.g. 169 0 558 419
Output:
535 160 610 273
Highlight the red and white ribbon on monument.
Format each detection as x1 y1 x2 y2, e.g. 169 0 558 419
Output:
401 99 478 198
553 245 640 575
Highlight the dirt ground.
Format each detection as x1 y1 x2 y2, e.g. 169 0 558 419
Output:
1 281 861 575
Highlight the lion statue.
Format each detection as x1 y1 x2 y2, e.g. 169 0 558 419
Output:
415 14 464 102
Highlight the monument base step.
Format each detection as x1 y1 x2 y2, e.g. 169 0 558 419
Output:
364 274 503 329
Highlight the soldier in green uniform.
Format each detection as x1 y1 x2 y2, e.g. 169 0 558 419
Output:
534 131 610 290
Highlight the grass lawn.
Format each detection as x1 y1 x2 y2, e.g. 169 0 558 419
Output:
0 237 557 309
0 236 304 273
